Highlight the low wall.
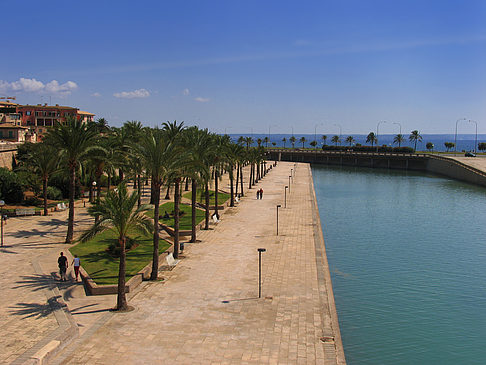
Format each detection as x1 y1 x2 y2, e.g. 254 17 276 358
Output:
426 156 486 187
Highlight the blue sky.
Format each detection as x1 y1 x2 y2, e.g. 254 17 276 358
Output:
1 0 485 134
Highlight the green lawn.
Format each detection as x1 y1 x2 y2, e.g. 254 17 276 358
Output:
146 201 205 230
182 189 230 206
70 228 170 285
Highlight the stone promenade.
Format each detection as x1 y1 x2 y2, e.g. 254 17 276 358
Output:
1 161 345 364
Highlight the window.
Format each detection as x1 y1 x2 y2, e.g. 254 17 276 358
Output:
26 111 31 116
0 131 3 138
8 131 13 138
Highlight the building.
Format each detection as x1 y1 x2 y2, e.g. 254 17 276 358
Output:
13 103 95 140
0 123 34 142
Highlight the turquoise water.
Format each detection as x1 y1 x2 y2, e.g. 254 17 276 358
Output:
312 165 486 364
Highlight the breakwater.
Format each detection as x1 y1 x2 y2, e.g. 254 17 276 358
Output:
267 149 486 188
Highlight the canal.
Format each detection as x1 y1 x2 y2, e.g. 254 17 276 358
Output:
312 164 486 364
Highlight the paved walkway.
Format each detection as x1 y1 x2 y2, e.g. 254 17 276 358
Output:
1 161 344 364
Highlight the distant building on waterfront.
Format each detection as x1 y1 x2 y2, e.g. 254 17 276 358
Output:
0 101 95 141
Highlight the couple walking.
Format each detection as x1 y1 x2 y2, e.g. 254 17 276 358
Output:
256 188 264 200
57 252 81 282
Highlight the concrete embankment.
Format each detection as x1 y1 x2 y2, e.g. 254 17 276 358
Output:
269 149 486 188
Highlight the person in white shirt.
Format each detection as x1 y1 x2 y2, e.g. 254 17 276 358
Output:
72 255 81 281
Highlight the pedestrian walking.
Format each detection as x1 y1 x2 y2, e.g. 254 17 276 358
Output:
72 254 81 281
259 188 264 199
256 190 260 199
58 252 68 281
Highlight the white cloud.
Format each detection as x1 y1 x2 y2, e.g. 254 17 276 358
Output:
113 88 150 99
91 92 102 97
0 77 78 95
194 97 210 103
182 88 190 96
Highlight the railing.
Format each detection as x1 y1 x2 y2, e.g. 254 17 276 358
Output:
268 148 427 158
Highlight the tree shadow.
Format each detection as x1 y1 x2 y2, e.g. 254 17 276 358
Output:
9 295 63 319
8 228 58 239
37 219 68 227
0 246 19 254
12 273 55 292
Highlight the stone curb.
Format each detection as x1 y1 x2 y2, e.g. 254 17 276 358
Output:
10 262 79 365
308 166 346 365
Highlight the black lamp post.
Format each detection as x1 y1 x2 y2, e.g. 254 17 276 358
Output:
276 204 281 235
284 186 288 208
257 248 266 298
288 176 291 193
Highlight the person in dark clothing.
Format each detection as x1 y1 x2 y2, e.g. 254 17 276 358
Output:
259 188 264 199
58 252 68 281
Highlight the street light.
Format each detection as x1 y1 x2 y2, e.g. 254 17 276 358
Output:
333 123 342 140
469 119 478 153
314 123 324 150
376 120 387 152
455 118 467 155
257 248 266 298
288 176 291 193
0 200 4 247
284 186 288 208
276 204 282 236
92 181 97 202
393 122 402 135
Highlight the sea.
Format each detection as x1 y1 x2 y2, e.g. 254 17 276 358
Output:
227 134 485 152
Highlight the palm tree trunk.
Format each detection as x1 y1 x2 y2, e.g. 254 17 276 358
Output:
119 169 124 182
184 177 189 191
116 237 128 311
204 182 210 230
137 174 142 207
66 165 76 243
235 163 239 197
191 179 197 243
150 180 161 280
164 183 170 200
89 183 93 203
214 169 219 219
173 178 181 259
230 165 235 207
43 176 48 216
248 164 252 189
240 165 244 196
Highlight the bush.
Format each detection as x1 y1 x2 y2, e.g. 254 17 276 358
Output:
24 196 42 206
321 145 414 153
107 237 137 257
0 167 24 204
46 186 63 200
49 174 81 199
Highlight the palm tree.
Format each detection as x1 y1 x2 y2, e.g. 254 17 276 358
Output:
321 135 327 146
300 137 307 148
263 136 269 147
256 138 262 147
79 183 153 311
331 135 340 146
24 143 60 216
409 130 422 152
366 132 377 147
393 133 405 147
225 142 244 207
136 128 179 279
182 127 212 242
44 117 99 243
282 137 287 148
426 142 434 152
310 140 317 149
345 136 355 146
244 136 253 149
289 136 296 149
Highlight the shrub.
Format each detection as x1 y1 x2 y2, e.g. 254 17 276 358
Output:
24 196 42 206
107 237 137 257
49 174 81 199
0 167 24 204
46 186 63 200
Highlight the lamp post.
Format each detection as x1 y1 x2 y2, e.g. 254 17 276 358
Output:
468 119 478 153
92 181 97 202
288 176 291 193
314 123 323 151
0 200 4 247
276 204 281 236
455 118 467 155
257 248 266 298
376 121 387 152
284 186 288 208
333 123 342 141
392 122 402 135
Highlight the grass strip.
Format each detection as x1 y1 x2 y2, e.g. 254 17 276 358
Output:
70 228 170 286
